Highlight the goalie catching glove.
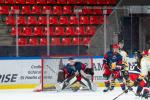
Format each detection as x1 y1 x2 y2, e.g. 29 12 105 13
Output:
84 68 94 76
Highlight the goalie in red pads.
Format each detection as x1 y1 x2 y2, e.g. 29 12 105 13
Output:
56 58 95 91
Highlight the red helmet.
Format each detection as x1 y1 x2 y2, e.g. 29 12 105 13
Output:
142 50 148 55
112 44 119 49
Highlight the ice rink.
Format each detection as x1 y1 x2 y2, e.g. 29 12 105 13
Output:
0 87 148 100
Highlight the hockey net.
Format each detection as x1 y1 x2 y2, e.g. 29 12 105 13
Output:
34 56 93 92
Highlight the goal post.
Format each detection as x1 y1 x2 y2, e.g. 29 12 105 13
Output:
36 56 94 91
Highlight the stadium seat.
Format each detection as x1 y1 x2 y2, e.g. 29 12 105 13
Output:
49 16 58 25
99 16 104 24
59 16 69 25
0 6 9 14
82 7 93 14
47 0 56 4
67 0 76 4
18 16 26 25
87 0 96 4
72 38 82 45
34 27 44 36
16 0 25 4
62 38 71 45
31 6 41 14
22 27 33 36
70 16 78 25
44 27 54 36
26 0 35 4
37 0 46 4
86 26 96 35
18 38 27 46
93 9 103 14
97 0 103 4
11 27 22 36
90 16 99 24
10 6 20 14
107 8 113 14
6 16 15 25
75 26 85 36
76 0 85 4
0 0 4 4
53 6 62 15
5 0 14 4
51 38 60 45
82 37 90 45
22 6 31 14
42 6 51 14
40 38 47 46
38 16 47 25
55 26 65 36
29 38 38 46
80 16 89 24
65 26 74 36
27 16 37 25
57 0 66 4
63 6 72 14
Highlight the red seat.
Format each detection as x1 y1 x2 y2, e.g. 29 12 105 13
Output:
26 0 35 4
70 16 78 25
44 27 54 36
62 38 71 45
57 0 66 4
6 16 15 25
87 0 96 4
77 0 85 4
16 0 25 4
53 6 62 15
0 0 4 4
22 27 33 36
34 27 44 36
80 16 89 24
0 6 9 14
27 16 37 25
72 38 82 45
82 38 90 45
18 16 26 25
11 27 22 36
37 0 46 4
29 38 38 46
109 0 117 5
66 26 74 36
67 0 76 4
93 9 102 14
22 6 30 14
100 16 104 24
51 38 60 45
97 0 103 4
75 26 85 36
59 16 68 25
47 0 56 4
63 6 72 14
10 6 20 14
38 16 46 25
49 16 58 25
40 38 47 45
82 7 93 14
107 8 113 14
42 6 51 14
5 0 14 4
86 26 96 35
90 16 99 24
55 26 65 36
18 38 27 46
31 6 41 14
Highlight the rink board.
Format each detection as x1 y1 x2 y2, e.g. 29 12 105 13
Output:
0 57 136 89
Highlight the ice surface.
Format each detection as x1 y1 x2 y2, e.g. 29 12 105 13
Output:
0 87 148 100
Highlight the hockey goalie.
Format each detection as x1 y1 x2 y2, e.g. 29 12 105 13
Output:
55 58 96 92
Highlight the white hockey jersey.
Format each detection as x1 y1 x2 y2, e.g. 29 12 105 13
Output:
140 56 150 76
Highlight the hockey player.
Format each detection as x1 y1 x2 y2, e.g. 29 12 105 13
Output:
118 41 132 90
56 58 95 91
103 44 127 92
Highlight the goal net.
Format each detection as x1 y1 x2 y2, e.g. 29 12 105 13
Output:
37 56 93 91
